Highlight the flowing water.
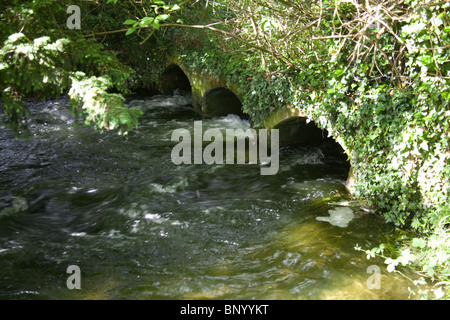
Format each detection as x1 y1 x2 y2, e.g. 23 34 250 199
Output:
0 93 416 299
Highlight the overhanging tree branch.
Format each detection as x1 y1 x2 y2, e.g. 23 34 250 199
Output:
84 22 293 66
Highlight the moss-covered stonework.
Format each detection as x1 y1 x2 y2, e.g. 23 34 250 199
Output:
263 107 307 129
166 57 242 116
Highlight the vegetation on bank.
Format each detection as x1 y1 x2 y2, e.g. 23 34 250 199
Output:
1 0 449 299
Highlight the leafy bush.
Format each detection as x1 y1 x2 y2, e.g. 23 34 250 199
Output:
0 32 141 135
356 216 450 299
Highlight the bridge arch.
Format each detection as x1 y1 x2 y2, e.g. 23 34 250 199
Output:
274 116 348 159
161 64 192 95
274 117 326 146
270 113 353 190
203 87 244 117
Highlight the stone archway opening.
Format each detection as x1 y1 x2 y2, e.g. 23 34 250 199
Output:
161 64 191 95
274 116 349 162
203 87 245 118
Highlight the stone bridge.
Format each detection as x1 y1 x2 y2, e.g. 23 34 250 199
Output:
160 58 354 190
161 57 243 117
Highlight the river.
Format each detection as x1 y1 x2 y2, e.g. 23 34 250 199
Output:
0 92 415 299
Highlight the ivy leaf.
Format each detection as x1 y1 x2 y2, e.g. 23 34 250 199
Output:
442 91 450 101
387 264 396 273
385 258 399 272
152 20 160 29
419 55 433 65
420 141 429 151
156 14 170 21
434 287 445 299
411 237 427 249
125 27 137 36
140 17 154 27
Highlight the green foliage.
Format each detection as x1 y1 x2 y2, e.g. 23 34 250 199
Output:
122 2 180 36
79 0 190 94
69 73 141 135
0 31 140 135
0 0 66 42
0 1 144 135
0 33 70 133
356 216 450 300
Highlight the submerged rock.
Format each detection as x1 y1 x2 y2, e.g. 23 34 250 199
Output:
0 197 28 219
316 207 354 228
